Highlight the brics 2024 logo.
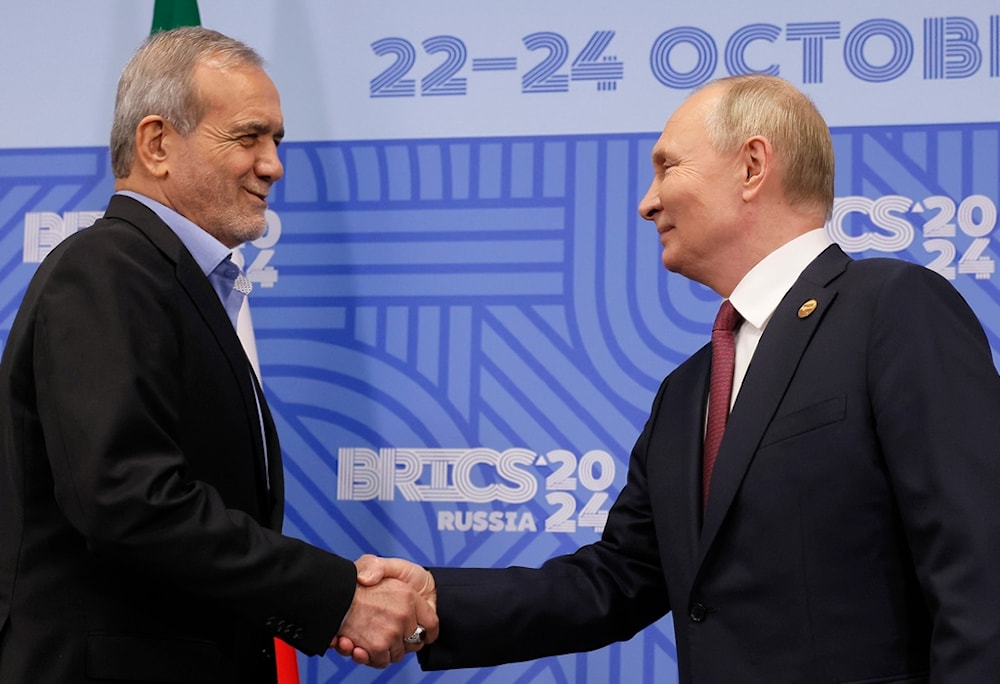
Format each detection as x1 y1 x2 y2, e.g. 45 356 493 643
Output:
338 447 617 534
21 210 283 288
829 194 998 280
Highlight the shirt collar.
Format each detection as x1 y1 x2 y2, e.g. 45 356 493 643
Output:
729 228 832 330
116 190 232 276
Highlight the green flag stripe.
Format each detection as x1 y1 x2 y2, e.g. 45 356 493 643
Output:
151 0 201 34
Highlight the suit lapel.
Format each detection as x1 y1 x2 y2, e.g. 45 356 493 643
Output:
251 369 285 528
174 253 276 520
695 245 851 564
103 196 275 517
654 346 713 569
104 196 251 380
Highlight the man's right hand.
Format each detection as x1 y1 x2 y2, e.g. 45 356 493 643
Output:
334 555 438 667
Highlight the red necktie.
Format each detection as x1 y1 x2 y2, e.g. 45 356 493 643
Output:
703 300 742 509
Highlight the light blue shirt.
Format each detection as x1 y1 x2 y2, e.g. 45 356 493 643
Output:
115 191 245 328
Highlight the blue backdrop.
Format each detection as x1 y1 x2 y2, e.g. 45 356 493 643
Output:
2 2 999 682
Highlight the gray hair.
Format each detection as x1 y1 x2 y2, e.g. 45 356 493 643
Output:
110 26 264 178
703 74 835 220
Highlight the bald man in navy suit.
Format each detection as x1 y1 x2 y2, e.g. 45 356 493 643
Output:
342 74 1000 683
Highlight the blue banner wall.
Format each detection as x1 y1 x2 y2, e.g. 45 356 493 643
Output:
2 2 999 682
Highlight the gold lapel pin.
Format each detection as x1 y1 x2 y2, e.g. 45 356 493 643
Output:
798 299 818 319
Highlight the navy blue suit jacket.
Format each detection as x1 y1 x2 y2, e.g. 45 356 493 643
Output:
419 245 1000 683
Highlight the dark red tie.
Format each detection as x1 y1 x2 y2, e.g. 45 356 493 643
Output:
703 300 742 509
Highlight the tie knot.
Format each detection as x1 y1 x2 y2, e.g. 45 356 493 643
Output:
713 300 742 332
234 273 253 296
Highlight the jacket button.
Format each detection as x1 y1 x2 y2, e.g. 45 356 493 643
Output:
689 603 707 622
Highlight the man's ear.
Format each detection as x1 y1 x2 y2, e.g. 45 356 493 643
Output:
133 115 170 178
741 135 770 201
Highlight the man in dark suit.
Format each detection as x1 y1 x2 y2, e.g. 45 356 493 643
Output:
0 27 434 683
341 74 1000 682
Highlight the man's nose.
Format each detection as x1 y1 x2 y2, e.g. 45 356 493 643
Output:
637 180 660 220
257 142 284 182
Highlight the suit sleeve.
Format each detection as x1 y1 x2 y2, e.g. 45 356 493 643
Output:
31 228 356 655
869 265 1000 679
418 383 672 670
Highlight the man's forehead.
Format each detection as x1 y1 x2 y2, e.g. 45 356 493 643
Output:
192 61 275 95
193 65 281 117
670 88 718 123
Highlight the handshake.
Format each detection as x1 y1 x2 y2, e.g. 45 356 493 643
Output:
331 554 439 668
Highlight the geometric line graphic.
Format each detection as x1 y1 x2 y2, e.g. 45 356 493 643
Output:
1 122 998 683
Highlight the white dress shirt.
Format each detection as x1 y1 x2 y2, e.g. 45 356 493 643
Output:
726 229 832 409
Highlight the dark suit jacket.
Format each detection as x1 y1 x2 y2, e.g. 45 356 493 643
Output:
0 195 356 683
419 245 1000 683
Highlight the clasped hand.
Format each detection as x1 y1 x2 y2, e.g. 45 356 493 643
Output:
332 554 438 668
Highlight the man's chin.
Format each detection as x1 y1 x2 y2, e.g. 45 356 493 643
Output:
239 216 269 244
245 225 268 243
660 252 680 273
211 221 268 249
